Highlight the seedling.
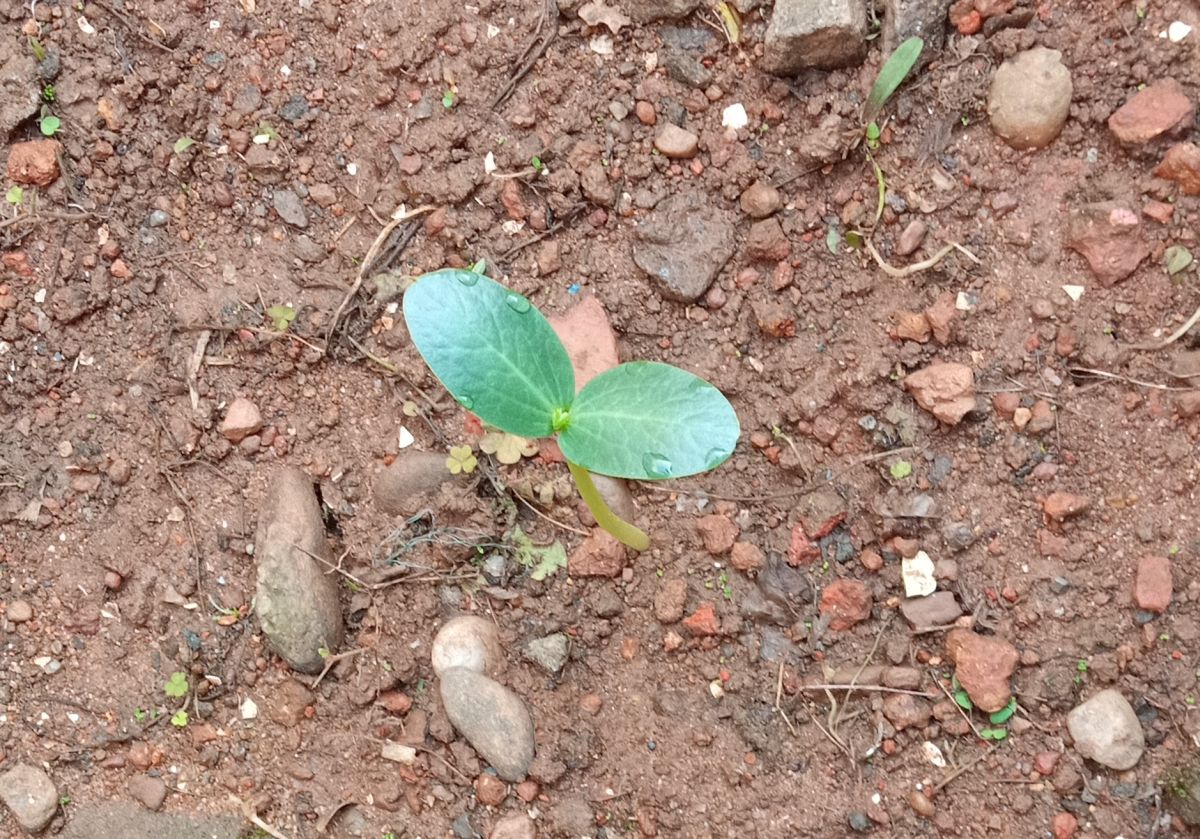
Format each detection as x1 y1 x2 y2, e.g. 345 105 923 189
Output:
530 155 544 173
5 186 23 205
28 36 46 62
173 136 197 154
41 84 56 103
39 111 60 137
403 269 740 549
170 710 189 727
164 671 189 698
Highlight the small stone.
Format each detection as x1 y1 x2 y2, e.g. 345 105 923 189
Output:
634 100 657 125
536 240 562 275
633 192 736 303
0 763 58 832
6 139 62 186
1107 79 1194 146
895 219 927 256
987 47 1072 150
474 773 507 807
431 616 504 678
374 450 456 516
1034 751 1061 775
128 775 167 811
696 514 738 554
739 181 783 218
1042 492 1090 522
654 578 688 624
882 693 932 730
761 0 868 74
272 188 308 228
254 468 345 673
1154 142 1200 195
220 397 262 443
1144 200 1175 223
847 810 872 833
904 362 976 425
924 292 957 345
730 541 764 573
6 599 33 623
1066 202 1149 286
909 790 936 818
682 602 719 636
991 192 1019 216
1067 689 1145 769
490 813 536 839
653 124 699 158
104 570 125 591
522 633 569 674
579 693 603 715
894 311 931 343
439 667 535 781
1051 812 1078 839
819 579 872 630
899 591 962 628
267 679 313 727
945 628 1019 712
1133 555 1172 614
569 528 626 577
745 218 790 262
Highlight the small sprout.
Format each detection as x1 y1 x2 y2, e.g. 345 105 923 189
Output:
318 646 331 659
825 227 841 254
509 525 567 581
953 688 974 711
163 671 189 698
960 114 970 126
266 303 296 331
844 230 864 249
863 36 924 123
714 0 742 43
989 697 1018 725
170 710 189 727
865 121 882 150
889 461 913 480
59 795 71 807
29 36 46 61
39 113 61 137
1187 695 1196 706
979 727 1008 741
132 707 148 722
173 136 197 154
253 123 279 144
5 186 23 205
530 155 544 173
1076 659 1089 672
446 444 477 475
442 90 456 109
479 430 536 464
469 258 487 275
1165 245 1193 276
41 84 56 103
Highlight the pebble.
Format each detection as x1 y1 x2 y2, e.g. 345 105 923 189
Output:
745 218 790 262
696 514 738 554
1050 812 1078 839
899 591 962 628
1133 555 1172 613
5 139 62 186
761 0 868 74
219 397 262 443
0 763 58 832
6 599 33 623
632 191 736 303
0 55 40 137
1065 202 1150 286
439 667 535 781
474 773 507 807
254 468 345 673
987 47 1072 150
739 181 783 218
1107 79 1194 146
431 616 504 678
374 450 456 516
653 578 688 624
653 123 699 158
1034 751 1061 775
490 813 536 839
682 602 719 636
522 633 569 674
882 694 932 730
894 311 931 343
818 579 872 630
847 810 872 833
635 100 657 125
1042 492 1090 522
730 541 765 572
909 790 936 818
568 528 627 577
1154 142 1200 195
267 679 314 727
904 362 976 425
128 775 167 811
944 628 1018 712
579 693 603 715
895 219 927 256
272 188 309 228
1067 689 1145 769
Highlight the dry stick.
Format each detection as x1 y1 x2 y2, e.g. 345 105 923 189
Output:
863 236 982 279
798 684 937 698
324 217 419 356
929 671 984 740
834 614 892 730
932 747 992 793
773 662 799 736
490 0 559 109
1067 366 1189 392
512 492 589 536
91 0 176 52
311 648 366 689
497 204 586 261
230 795 292 839
1128 301 1200 351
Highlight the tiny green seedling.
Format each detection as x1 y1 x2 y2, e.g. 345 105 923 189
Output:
41 84 56 103
5 186 23 205
530 155 544 173
164 671 189 698
170 710 189 727
173 136 197 154
265 303 296 331
403 269 740 550
39 112 60 137
28 36 46 62
442 90 456 109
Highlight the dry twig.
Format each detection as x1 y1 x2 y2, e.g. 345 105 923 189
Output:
863 236 981 278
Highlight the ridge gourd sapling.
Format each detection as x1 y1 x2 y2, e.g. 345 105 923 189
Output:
403 268 740 550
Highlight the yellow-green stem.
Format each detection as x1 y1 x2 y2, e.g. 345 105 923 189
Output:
567 460 650 551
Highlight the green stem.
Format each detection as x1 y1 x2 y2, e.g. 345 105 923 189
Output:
566 460 650 551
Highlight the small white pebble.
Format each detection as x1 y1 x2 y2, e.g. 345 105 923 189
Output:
722 103 748 130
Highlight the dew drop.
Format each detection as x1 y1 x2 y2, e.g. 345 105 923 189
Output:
504 293 532 313
704 447 730 470
459 393 475 410
642 452 673 479
455 271 479 286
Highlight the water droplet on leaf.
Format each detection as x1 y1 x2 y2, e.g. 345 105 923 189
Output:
504 293 532 313
455 272 479 286
459 393 475 410
642 452 673 478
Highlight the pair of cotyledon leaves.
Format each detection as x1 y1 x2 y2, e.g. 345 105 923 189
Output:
402 269 739 481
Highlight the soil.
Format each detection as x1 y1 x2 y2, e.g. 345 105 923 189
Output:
2 0 1200 838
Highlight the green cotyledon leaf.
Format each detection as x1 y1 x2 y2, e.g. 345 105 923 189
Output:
557 361 740 480
403 269 575 439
